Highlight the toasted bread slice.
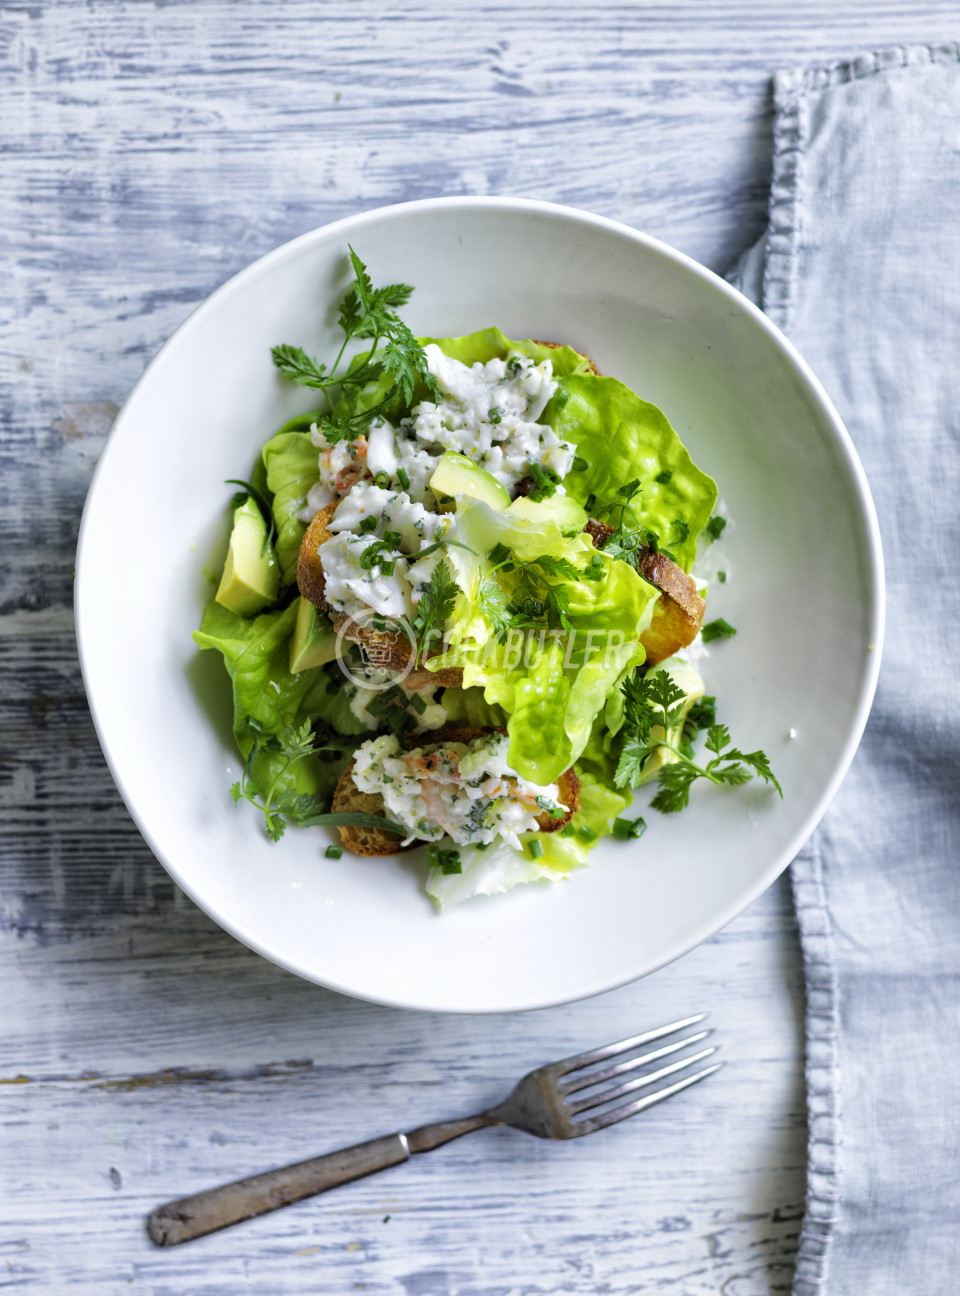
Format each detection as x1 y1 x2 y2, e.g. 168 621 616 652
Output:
297 502 464 689
586 523 705 666
332 725 581 857
634 547 705 665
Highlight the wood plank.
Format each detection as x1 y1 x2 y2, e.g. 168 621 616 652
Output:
4 1 948 1288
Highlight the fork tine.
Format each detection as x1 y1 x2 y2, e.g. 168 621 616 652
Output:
558 1030 712 1096
574 1062 724 1134
566 1046 718 1115
555 1013 708 1076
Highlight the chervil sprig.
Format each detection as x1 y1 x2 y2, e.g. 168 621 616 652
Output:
230 719 354 841
271 246 439 444
614 670 781 813
412 559 459 666
474 548 591 637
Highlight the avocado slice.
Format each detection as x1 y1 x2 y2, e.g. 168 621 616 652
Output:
506 492 587 537
638 657 706 784
289 596 339 673
430 451 511 511
215 496 280 616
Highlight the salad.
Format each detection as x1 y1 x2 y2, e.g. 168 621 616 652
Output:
195 249 780 907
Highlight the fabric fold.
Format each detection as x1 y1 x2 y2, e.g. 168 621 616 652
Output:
730 43 960 1296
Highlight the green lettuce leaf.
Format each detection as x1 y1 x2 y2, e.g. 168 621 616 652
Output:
431 498 658 784
423 326 596 377
192 599 346 804
436 685 507 729
261 432 321 585
548 375 716 571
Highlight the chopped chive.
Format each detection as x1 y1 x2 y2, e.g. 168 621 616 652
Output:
360 542 386 569
527 839 544 860
705 515 727 541
487 406 503 424
560 824 577 838
573 455 588 472
701 617 737 643
397 466 411 490
612 816 646 841
528 489 543 502
553 387 571 410
655 469 673 484
489 542 512 565
408 692 426 715
585 492 597 512
577 825 599 842
325 844 344 860
382 530 402 547
718 570 726 583
374 471 391 489
474 841 492 851
359 515 378 533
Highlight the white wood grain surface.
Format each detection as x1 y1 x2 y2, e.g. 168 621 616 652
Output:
2 3 954 1291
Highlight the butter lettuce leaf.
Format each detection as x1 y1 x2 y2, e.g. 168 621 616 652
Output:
423 326 596 378
431 498 658 784
193 599 348 806
548 375 716 572
261 432 321 585
436 685 507 729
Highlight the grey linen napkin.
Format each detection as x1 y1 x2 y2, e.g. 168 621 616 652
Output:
730 44 960 1296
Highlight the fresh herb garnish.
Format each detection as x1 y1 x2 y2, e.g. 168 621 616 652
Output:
612 815 647 840
614 671 781 813
412 559 459 666
682 695 717 745
705 515 727 541
701 617 737 643
526 839 544 860
230 719 355 841
271 246 440 444
427 843 462 874
302 810 408 835
592 479 657 572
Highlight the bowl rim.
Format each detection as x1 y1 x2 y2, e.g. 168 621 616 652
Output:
75 196 885 1012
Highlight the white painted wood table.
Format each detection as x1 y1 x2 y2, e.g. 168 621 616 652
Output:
2 4 953 1292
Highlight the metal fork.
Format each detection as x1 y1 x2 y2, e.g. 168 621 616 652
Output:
147 1013 720 1246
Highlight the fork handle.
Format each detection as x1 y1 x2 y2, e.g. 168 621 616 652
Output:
147 1113 495 1246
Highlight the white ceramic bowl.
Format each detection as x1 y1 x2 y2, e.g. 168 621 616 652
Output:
75 198 883 1013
